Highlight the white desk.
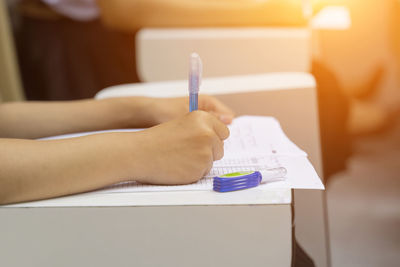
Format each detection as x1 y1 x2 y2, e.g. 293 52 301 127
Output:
0 73 319 267
95 72 329 266
1 188 292 267
136 28 311 82
134 27 330 266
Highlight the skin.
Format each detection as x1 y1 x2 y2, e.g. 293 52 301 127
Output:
0 96 234 205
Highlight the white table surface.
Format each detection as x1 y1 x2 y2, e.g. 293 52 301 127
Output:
3 186 291 208
97 72 315 99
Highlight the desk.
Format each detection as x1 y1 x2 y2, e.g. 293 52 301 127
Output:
0 73 320 267
95 72 329 266
1 188 292 267
136 28 311 82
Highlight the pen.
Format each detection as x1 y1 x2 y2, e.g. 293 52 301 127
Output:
189 53 202 112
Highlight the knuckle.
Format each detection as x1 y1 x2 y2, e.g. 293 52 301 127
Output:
218 125 229 139
198 129 215 143
192 110 207 118
195 151 213 170
199 149 213 162
197 110 213 122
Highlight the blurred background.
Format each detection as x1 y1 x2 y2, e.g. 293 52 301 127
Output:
0 0 399 266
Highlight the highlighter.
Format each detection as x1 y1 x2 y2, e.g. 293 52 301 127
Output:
213 167 287 192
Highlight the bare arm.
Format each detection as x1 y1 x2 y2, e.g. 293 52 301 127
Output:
0 133 136 204
0 96 233 139
0 96 233 204
0 98 157 139
0 111 229 205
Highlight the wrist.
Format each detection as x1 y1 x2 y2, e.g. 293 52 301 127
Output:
112 97 159 128
102 131 150 183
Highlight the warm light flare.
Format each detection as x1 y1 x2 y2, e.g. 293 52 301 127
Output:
311 6 351 30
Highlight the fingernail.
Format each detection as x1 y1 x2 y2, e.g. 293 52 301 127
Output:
220 115 233 124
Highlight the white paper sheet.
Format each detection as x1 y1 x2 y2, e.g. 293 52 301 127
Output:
223 116 307 157
41 116 324 193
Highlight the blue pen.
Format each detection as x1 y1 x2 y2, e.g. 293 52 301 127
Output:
189 53 202 112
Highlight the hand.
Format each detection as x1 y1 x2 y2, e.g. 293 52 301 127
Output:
149 95 235 125
131 111 230 185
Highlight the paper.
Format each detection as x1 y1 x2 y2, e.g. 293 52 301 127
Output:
223 116 307 157
42 116 324 193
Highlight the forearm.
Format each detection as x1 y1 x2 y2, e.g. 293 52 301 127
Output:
0 133 143 205
0 110 231 205
0 98 157 139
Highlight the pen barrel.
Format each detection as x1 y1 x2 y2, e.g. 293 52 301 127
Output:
188 74 200 93
188 53 201 112
189 93 198 112
260 167 287 182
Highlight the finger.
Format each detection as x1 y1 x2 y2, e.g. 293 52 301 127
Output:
203 160 213 177
200 96 235 122
213 99 235 117
190 110 230 140
209 114 230 140
209 111 234 125
212 137 224 161
219 115 234 125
